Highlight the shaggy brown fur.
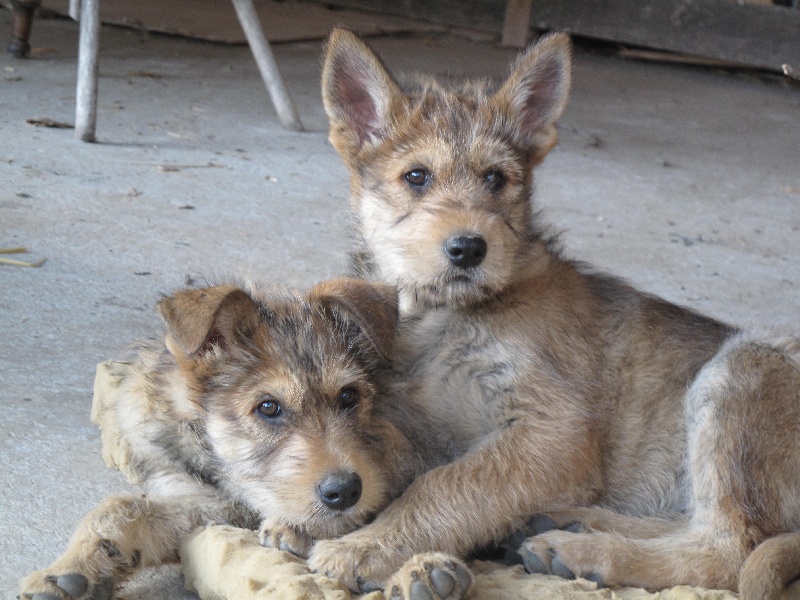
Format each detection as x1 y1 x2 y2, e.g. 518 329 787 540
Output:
308 28 800 599
19 279 473 600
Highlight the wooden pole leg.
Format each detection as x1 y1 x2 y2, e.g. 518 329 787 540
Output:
74 0 100 142
501 0 534 48
8 0 41 58
231 0 303 132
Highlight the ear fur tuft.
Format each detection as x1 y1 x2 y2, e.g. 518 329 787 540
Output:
309 277 399 361
157 285 260 357
321 27 402 149
493 32 572 162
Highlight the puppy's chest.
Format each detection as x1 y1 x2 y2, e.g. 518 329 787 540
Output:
402 312 520 441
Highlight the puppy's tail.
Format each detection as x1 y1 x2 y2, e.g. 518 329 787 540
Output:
739 531 800 600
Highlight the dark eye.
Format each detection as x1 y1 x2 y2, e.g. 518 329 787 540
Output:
256 396 282 419
338 387 360 411
483 170 506 192
403 168 431 188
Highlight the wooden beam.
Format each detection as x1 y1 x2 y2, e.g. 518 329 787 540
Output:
300 0 800 73
527 0 799 72
501 0 534 47
304 0 506 32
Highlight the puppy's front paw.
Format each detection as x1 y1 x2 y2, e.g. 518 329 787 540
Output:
385 553 473 600
19 570 114 600
259 521 313 558
309 536 400 593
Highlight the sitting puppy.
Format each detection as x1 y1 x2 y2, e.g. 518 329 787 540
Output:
308 28 800 600
19 278 472 600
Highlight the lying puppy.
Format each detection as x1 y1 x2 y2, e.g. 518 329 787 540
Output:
308 28 800 600
19 278 472 600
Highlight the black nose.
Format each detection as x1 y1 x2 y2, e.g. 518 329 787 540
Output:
318 471 362 511
444 235 487 268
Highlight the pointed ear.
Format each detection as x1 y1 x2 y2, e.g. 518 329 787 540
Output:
157 285 261 357
321 27 402 150
309 278 399 361
493 32 572 164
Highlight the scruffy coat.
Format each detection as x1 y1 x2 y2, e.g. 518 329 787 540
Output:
308 28 800 600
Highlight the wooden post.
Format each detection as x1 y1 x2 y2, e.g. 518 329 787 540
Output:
74 0 99 142
501 0 534 48
231 0 303 132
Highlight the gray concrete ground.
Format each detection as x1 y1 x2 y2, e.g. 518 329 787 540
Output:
2 8 799 599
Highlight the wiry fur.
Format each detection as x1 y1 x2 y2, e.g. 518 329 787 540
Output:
309 28 800 599
19 278 474 600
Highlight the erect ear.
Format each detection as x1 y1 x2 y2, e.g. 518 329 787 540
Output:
309 278 399 362
157 285 261 357
492 32 572 164
321 27 402 150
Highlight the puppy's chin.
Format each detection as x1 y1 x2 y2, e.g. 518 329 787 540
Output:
302 508 375 540
400 270 501 311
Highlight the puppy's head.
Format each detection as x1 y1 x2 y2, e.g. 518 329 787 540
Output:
158 278 408 540
322 29 571 310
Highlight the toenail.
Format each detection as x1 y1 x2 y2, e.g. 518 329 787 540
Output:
528 515 557 535
430 568 455 597
409 580 434 600
55 574 88 598
522 549 548 575
98 540 119 557
550 556 576 580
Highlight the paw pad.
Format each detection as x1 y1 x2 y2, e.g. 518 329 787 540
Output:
55 575 88 598
549 554 575 580
428 567 454 597
521 547 548 575
527 515 558 535
409 580 435 600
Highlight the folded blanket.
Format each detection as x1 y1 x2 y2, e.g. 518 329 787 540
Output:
180 524 747 600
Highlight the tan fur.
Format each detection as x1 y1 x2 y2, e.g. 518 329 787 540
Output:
310 28 800 599
20 278 472 600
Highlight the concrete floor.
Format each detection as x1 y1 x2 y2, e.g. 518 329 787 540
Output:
2 8 799 599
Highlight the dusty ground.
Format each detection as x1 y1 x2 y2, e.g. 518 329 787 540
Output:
1 8 799 600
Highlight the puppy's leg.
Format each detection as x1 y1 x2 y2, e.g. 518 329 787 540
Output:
259 518 313 557
739 531 800 600
384 553 473 600
522 337 800 597
19 491 240 600
309 423 600 591
519 525 745 590
525 507 685 538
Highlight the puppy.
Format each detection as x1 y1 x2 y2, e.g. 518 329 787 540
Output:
307 28 800 600
19 278 472 600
